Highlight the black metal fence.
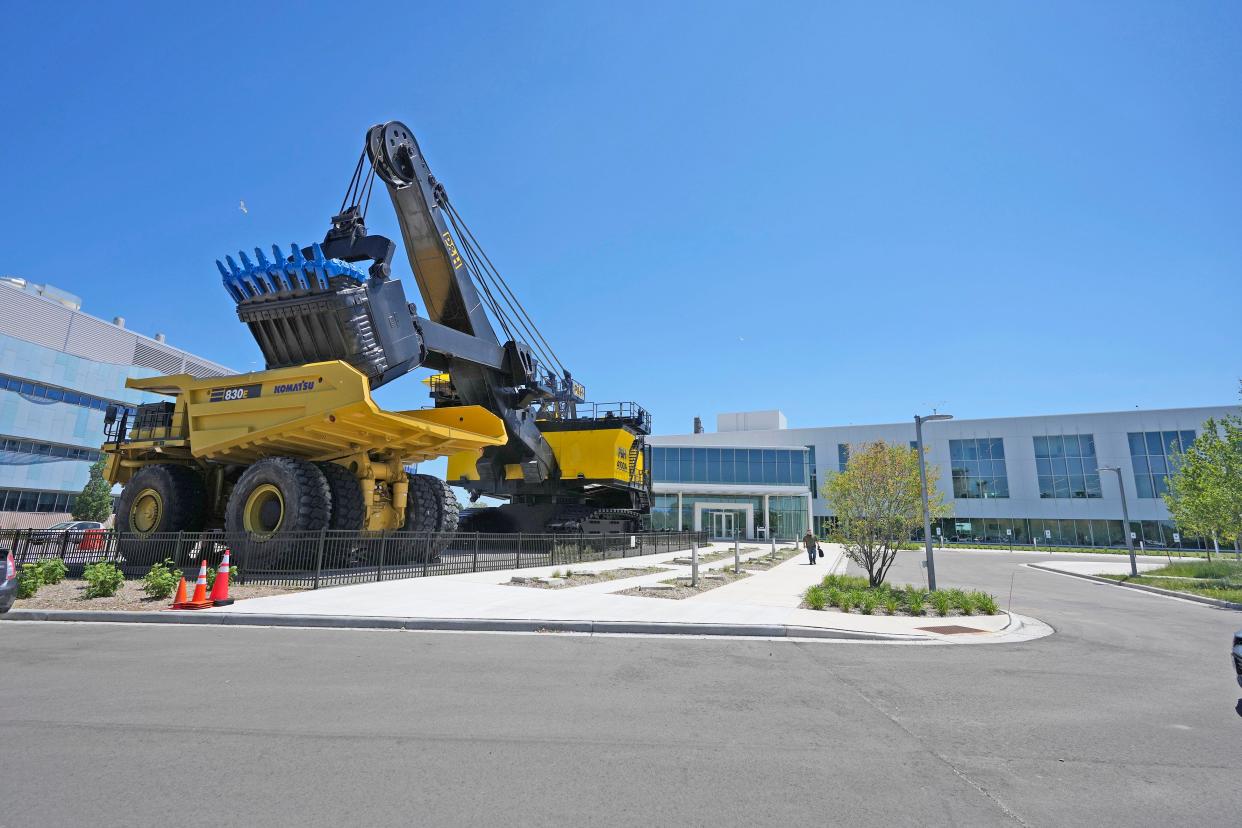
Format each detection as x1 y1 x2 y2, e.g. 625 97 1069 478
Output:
1 528 708 589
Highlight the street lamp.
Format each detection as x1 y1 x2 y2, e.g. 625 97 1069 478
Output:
915 413 953 591
1098 466 1138 577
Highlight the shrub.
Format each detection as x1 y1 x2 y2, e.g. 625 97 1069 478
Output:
825 587 842 607
82 562 124 598
804 585 828 611
37 558 68 585
957 592 977 615
973 592 999 614
16 563 43 599
859 592 879 615
884 594 900 615
931 591 952 617
141 559 181 600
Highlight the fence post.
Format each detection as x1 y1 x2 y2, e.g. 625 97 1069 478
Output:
422 536 431 578
174 530 186 570
516 534 523 569
376 534 388 582
314 529 326 589
691 539 699 587
57 530 70 562
473 532 480 573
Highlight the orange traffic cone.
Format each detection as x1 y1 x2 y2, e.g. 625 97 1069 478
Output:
175 560 213 610
209 548 233 607
169 576 188 609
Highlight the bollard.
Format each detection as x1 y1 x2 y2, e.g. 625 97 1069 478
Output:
734 530 740 575
770 533 776 560
691 540 699 587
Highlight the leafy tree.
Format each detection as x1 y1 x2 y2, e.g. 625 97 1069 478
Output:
823 441 947 586
1164 416 1242 560
72 458 114 522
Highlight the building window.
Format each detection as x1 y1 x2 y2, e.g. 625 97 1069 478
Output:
649 447 810 487
0 436 102 464
0 373 135 418
0 488 79 513
806 445 817 497
837 444 849 472
948 438 1009 498
1128 430 1195 498
1034 434 1101 499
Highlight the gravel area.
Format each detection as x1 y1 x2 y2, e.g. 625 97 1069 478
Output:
733 546 803 571
508 566 670 589
12 579 305 612
614 569 751 600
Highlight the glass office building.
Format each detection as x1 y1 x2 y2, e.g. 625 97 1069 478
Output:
0 280 231 526
651 405 1242 550
644 444 813 539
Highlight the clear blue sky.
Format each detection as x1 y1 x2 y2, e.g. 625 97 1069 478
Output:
3 1 1239 439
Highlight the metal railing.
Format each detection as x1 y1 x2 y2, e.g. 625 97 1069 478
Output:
1 528 708 589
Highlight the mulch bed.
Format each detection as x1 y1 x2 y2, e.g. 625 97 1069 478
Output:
12 579 305 612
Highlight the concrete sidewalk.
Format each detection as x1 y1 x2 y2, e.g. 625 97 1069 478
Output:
178 541 1047 644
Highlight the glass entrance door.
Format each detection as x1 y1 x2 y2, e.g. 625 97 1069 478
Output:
706 510 736 540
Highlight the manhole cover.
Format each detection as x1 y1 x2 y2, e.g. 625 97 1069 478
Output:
917 624 985 635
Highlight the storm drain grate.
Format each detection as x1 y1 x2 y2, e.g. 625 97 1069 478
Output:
917 625 986 635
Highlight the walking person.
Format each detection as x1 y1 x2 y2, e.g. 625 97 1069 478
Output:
803 530 818 565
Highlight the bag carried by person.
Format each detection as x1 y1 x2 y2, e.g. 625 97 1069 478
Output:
817 545 825 559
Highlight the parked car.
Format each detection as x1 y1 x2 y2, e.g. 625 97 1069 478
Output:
28 521 106 546
1234 630 1242 689
1 549 16 613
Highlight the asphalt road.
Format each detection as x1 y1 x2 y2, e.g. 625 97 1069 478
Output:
0 549 1238 827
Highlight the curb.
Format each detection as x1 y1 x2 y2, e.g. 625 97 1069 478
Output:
1027 563 1242 611
0 608 935 641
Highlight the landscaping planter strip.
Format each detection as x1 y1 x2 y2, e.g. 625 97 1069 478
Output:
1028 563 1242 610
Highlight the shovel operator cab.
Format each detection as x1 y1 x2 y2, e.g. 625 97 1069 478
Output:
103 119 651 552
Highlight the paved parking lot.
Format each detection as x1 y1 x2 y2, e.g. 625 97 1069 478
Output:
0 549 1238 827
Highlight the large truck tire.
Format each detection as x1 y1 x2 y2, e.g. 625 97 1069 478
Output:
225 458 330 569
116 464 207 567
315 462 366 531
398 473 459 563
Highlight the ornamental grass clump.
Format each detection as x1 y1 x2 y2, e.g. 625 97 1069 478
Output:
859 592 879 615
837 590 859 613
804 585 828 611
883 594 900 615
931 591 953 617
974 592 999 615
905 587 926 616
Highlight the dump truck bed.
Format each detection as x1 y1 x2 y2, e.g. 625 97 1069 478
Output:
125 360 505 465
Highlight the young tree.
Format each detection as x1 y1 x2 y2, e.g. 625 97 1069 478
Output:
823 441 946 587
1163 417 1242 560
72 458 115 522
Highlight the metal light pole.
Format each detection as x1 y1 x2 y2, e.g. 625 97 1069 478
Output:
1099 466 1138 577
915 413 953 592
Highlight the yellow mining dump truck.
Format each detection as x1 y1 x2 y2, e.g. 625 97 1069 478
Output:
103 360 504 560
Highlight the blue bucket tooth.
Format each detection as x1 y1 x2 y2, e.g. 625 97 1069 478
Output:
288 243 311 291
308 243 330 290
271 244 295 292
224 255 253 300
256 246 285 292
237 250 265 296
217 260 245 302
